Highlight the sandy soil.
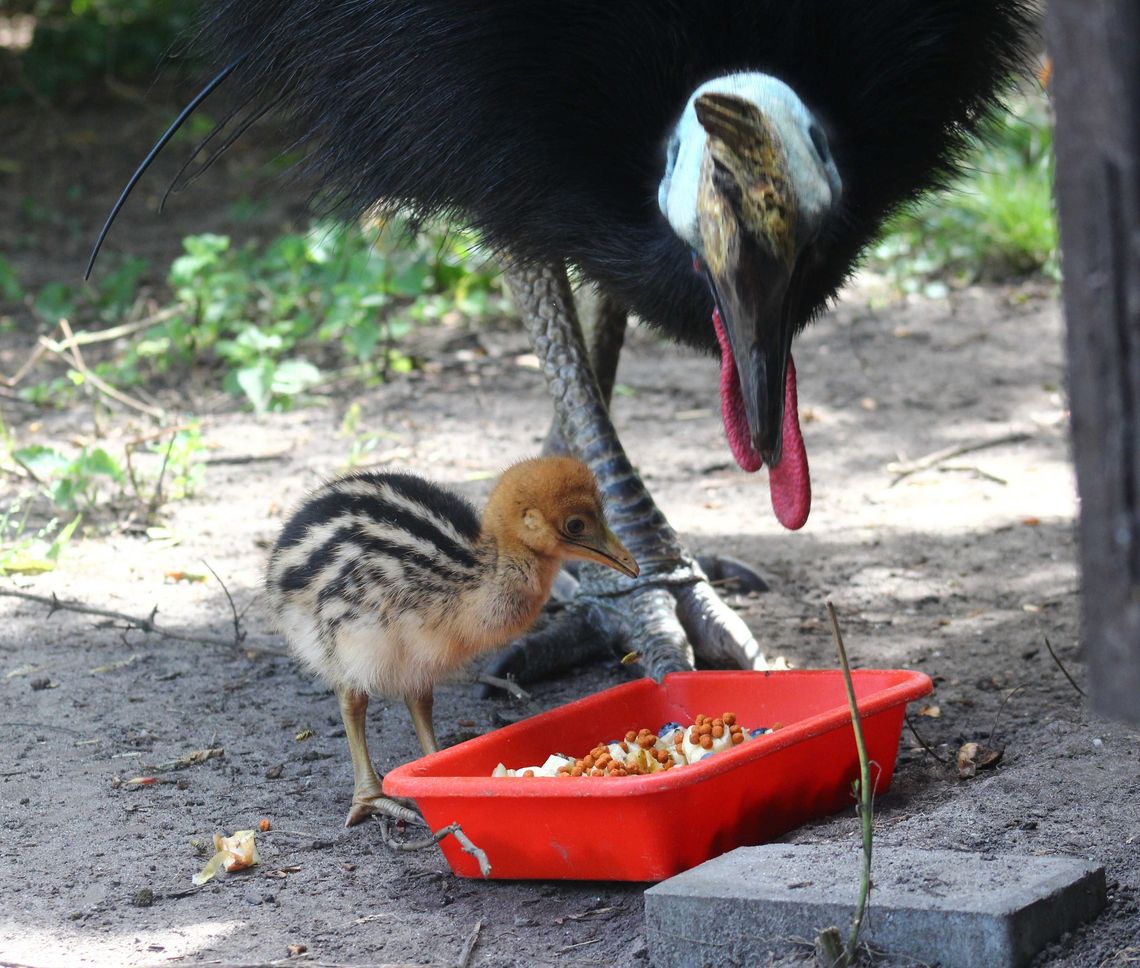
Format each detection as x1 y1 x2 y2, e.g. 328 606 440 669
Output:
1 98 1137 968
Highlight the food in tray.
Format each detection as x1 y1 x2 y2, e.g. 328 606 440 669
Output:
491 712 774 777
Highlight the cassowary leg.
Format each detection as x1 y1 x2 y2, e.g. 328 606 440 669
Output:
541 288 629 456
485 260 780 685
337 688 423 828
545 291 767 596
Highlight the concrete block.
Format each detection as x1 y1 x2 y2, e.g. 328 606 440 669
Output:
644 845 1105 968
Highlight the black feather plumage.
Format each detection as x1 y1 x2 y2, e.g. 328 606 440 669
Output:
186 1 1033 351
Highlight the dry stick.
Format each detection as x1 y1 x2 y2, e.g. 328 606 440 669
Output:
987 683 1026 744
201 558 246 648
38 320 164 419
0 586 283 654
456 919 483 968
815 601 874 968
376 817 493 879
904 713 949 766
146 432 177 520
473 673 536 705
1044 636 1087 697
886 431 1031 486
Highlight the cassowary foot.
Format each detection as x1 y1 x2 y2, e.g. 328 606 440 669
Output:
694 554 770 594
479 560 783 694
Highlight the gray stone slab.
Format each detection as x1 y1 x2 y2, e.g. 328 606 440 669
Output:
644 845 1105 968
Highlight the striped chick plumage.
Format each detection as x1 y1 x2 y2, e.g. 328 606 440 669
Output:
266 456 637 826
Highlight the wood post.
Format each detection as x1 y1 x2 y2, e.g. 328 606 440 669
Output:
1048 0 1140 723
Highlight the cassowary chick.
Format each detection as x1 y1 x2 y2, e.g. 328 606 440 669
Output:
266 456 638 826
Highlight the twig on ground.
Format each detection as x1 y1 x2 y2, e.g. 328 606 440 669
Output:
1044 636 1086 697
904 713 949 766
937 463 1009 485
0 586 280 654
201 559 247 648
814 601 874 968
988 683 1026 742
377 817 493 879
886 431 1031 486
456 919 483 968
473 673 537 706
33 319 165 419
146 432 177 520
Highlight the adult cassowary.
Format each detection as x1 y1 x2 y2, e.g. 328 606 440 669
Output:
90 1 1033 681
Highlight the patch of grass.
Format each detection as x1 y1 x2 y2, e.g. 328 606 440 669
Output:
871 90 1058 293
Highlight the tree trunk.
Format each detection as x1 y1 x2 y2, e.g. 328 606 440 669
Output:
1048 0 1140 723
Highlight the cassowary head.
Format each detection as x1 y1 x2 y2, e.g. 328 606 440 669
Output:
658 74 842 529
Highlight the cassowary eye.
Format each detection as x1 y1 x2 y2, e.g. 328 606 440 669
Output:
564 516 587 537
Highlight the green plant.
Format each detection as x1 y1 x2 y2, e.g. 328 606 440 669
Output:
3 0 197 103
871 91 1058 292
14 443 125 512
118 217 503 411
0 256 22 302
0 500 81 576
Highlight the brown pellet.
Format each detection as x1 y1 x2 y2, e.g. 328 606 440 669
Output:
731 733 744 745
712 724 725 739
699 734 713 750
723 712 736 726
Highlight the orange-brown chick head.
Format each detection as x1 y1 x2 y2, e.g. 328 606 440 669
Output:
483 456 639 577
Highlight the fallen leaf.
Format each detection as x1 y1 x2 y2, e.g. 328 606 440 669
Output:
620 652 641 666
124 776 159 787
4 664 38 679
957 741 1005 778
164 571 208 584
192 830 260 886
294 728 314 742
918 704 941 719
287 943 308 957
264 865 302 879
1022 516 1041 527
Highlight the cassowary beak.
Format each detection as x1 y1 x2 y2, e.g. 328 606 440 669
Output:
564 522 640 578
694 91 796 466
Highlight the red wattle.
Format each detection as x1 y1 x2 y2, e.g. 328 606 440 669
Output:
712 308 811 530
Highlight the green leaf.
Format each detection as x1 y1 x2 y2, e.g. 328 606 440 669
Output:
235 360 276 413
13 445 70 479
272 358 322 396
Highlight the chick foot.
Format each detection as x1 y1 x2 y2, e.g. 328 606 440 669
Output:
338 688 425 828
496 260 782 685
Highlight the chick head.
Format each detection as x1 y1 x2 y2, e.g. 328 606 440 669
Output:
485 457 639 577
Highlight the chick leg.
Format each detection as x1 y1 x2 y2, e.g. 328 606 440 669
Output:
486 260 781 684
338 688 422 828
404 691 439 756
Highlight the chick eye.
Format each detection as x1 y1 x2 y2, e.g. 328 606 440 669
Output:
564 516 586 537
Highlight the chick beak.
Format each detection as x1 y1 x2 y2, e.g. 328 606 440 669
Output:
694 91 797 465
566 523 640 578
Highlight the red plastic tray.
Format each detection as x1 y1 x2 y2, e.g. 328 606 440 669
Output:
384 669 932 881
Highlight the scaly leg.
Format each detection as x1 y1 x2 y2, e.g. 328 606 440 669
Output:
338 688 423 828
404 691 439 756
486 260 780 684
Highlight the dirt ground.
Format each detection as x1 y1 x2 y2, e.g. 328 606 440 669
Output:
1 97 1138 968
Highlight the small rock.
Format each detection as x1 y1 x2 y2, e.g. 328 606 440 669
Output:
30 677 53 691
130 889 156 908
